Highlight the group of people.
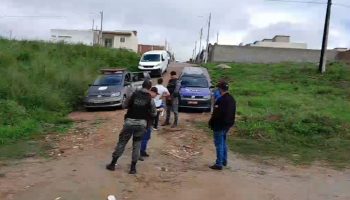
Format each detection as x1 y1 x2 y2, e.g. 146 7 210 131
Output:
106 71 181 174
106 71 236 174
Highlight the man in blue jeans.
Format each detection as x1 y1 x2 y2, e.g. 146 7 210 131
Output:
208 81 236 170
139 87 159 160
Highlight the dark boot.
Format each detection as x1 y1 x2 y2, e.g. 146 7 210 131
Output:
209 164 223 170
106 157 118 171
171 118 178 128
140 151 149 157
129 161 137 174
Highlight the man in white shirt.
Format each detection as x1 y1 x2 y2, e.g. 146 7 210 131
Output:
153 78 170 130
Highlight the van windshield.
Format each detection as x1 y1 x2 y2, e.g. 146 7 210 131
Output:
181 76 209 88
93 74 123 86
141 54 161 62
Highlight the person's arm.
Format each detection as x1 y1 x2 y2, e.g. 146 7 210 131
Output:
122 93 135 109
172 80 181 97
150 99 157 117
162 86 170 97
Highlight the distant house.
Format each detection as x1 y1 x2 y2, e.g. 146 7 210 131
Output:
102 30 138 52
247 35 307 49
50 29 138 52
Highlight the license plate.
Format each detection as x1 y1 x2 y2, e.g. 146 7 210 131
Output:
188 101 198 105
92 99 105 103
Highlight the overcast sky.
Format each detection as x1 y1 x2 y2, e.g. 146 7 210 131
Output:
1 0 349 61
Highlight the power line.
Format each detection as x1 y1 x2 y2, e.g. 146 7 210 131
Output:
266 0 350 8
334 3 350 8
265 0 326 5
0 15 66 18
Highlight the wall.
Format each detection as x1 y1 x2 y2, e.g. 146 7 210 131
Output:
336 50 350 64
50 29 95 46
209 44 338 64
137 44 165 54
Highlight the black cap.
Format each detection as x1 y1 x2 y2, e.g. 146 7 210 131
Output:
217 81 229 91
142 79 152 90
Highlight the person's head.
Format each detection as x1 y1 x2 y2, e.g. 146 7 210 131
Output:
217 81 229 94
157 78 163 85
142 79 152 90
170 71 177 78
149 86 159 98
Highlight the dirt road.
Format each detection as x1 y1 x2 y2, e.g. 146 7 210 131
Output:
1 63 350 200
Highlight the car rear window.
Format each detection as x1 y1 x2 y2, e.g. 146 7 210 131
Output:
93 74 123 86
181 76 209 88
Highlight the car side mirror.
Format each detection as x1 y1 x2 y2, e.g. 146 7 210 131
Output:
88 84 92 87
210 85 215 89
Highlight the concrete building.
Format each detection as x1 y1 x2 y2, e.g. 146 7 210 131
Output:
247 35 307 49
50 29 138 52
102 30 138 52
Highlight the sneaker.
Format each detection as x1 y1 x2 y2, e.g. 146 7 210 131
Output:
140 151 149 157
153 127 158 131
106 164 116 171
209 164 223 170
223 161 227 167
129 168 137 174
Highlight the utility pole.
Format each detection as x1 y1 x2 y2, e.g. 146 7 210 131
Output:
193 41 197 62
319 0 332 73
205 13 211 63
9 30 12 40
92 19 95 30
199 28 203 61
217 32 219 44
99 11 104 46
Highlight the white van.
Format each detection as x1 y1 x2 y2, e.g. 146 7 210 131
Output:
138 50 169 76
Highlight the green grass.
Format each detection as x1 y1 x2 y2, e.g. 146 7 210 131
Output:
0 38 140 148
204 62 350 168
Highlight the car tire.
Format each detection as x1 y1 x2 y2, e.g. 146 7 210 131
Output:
120 95 126 109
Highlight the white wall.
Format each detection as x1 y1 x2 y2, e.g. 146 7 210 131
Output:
112 33 138 52
50 29 96 46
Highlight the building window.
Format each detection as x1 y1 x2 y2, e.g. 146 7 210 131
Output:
105 38 113 48
120 37 126 43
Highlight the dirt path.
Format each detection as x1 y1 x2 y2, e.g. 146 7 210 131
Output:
1 63 350 200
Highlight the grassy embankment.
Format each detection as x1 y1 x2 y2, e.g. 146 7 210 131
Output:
203 62 350 168
0 39 140 158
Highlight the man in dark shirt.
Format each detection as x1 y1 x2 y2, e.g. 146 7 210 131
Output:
208 81 236 170
106 80 157 174
162 71 181 128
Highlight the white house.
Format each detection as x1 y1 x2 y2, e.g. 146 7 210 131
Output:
247 35 307 49
102 30 138 52
50 29 138 52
